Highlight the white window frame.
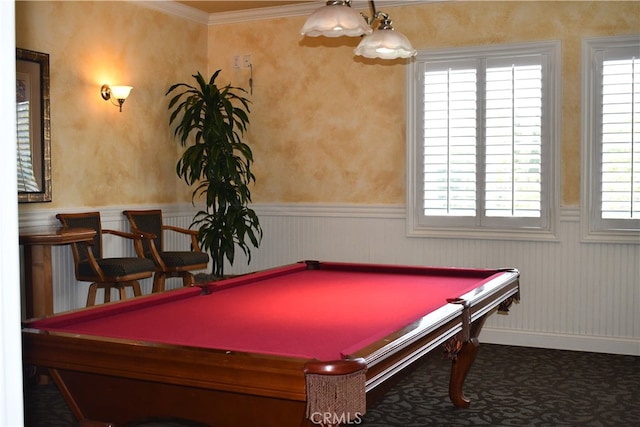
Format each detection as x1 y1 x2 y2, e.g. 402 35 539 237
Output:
407 41 561 241
581 35 640 244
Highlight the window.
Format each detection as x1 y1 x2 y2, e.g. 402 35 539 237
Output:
407 42 560 240
582 36 640 243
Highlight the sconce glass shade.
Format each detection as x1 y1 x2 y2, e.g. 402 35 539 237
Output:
301 2 372 37
355 28 417 59
110 85 133 100
101 84 133 112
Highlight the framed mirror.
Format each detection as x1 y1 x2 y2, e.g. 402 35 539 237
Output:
16 48 51 203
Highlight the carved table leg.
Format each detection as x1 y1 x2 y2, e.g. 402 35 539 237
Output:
448 314 488 408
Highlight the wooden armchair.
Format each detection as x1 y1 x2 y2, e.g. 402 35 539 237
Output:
123 209 209 293
56 212 156 307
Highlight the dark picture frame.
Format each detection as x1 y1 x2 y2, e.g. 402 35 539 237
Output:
16 48 51 203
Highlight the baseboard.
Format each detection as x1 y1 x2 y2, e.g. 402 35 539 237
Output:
481 328 640 356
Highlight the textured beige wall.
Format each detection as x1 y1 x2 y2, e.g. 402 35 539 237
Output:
15 1 639 212
210 15 408 205
15 1 207 212
209 1 639 206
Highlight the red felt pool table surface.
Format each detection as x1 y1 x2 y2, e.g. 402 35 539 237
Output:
22 261 520 427
31 262 504 360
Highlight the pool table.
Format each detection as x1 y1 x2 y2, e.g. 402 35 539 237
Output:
22 261 520 427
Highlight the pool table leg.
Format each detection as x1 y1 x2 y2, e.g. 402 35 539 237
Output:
448 314 489 408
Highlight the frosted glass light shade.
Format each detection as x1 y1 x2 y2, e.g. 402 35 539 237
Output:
110 85 133 100
301 3 372 37
354 29 417 59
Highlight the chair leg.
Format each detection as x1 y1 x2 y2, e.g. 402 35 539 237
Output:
182 272 196 287
87 281 142 307
113 281 141 302
152 273 167 293
86 283 98 307
131 280 142 297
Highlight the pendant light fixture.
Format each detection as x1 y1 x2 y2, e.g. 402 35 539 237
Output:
355 11 416 59
301 1 416 60
300 0 372 37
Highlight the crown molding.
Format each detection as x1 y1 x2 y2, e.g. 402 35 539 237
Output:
208 2 320 25
133 1 434 26
130 1 210 24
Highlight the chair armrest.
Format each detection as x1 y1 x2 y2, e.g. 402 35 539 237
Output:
162 225 203 252
129 227 165 269
163 224 197 236
103 228 155 263
131 229 158 240
103 228 146 241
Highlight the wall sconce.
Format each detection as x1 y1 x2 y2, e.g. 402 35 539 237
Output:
301 0 416 60
101 84 133 112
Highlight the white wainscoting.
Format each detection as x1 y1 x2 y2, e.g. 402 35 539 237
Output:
18 204 640 355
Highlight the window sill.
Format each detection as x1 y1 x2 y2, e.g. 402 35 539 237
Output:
406 226 559 242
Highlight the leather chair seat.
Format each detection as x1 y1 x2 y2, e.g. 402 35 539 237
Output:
77 257 155 277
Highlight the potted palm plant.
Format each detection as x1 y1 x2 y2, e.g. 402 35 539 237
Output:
166 70 262 278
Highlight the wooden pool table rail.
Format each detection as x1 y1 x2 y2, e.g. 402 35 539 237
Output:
352 268 520 409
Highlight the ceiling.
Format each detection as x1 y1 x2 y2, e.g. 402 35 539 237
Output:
175 1 314 15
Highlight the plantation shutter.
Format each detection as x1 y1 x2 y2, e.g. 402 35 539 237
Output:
422 60 478 218
598 51 640 221
421 54 546 226
485 56 543 219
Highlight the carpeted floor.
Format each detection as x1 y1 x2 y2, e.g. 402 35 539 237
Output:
23 344 640 426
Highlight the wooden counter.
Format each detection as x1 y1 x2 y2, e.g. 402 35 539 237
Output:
20 227 95 318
